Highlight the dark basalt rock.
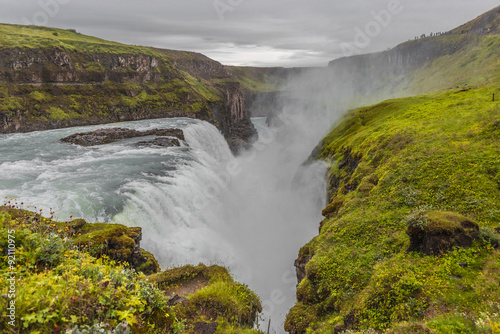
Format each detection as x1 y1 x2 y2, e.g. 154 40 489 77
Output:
294 258 309 285
167 294 187 306
61 127 184 146
193 322 218 334
136 137 181 148
294 244 314 285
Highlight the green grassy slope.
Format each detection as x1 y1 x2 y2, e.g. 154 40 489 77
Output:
401 35 500 95
285 85 500 333
226 66 287 93
0 24 162 56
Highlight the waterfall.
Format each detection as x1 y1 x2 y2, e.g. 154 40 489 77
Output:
0 111 331 333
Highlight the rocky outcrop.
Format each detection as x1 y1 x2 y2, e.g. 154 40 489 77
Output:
193 322 218 334
60 127 184 146
405 211 480 256
154 264 262 332
136 137 180 148
211 82 257 152
67 218 160 275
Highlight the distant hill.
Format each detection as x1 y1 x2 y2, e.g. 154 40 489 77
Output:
452 5 500 35
327 5 500 99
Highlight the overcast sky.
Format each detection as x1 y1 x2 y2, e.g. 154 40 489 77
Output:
0 0 498 67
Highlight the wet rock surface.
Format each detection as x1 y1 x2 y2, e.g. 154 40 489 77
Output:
60 127 184 146
136 137 181 147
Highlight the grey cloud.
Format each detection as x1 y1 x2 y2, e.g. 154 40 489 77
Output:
0 0 498 67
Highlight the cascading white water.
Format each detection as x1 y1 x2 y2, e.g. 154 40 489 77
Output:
111 120 239 266
1 67 361 334
0 115 328 333
0 118 244 267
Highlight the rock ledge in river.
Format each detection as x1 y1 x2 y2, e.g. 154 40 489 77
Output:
61 127 184 146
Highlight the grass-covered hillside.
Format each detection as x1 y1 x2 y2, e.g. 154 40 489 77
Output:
328 6 500 106
285 85 500 333
0 24 158 54
226 66 289 94
0 23 220 119
401 34 500 95
0 202 263 334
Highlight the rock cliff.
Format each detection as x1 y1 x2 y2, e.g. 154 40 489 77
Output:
0 24 255 152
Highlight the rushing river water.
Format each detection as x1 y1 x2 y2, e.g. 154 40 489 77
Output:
0 116 327 332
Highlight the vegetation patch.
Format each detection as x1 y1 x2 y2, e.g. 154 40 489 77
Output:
154 263 263 333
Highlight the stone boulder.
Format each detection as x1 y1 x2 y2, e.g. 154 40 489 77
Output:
193 322 218 334
136 137 181 147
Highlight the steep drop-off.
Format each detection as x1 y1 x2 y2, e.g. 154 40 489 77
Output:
0 24 256 152
227 66 300 117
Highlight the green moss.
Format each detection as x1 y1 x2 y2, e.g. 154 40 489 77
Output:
46 106 71 120
386 322 435 333
136 249 160 275
424 211 476 233
29 91 50 102
84 61 105 73
183 73 221 102
297 279 318 305
155 263 229 291
284 302 318 333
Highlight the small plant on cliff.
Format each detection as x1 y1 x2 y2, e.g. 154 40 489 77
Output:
478 227 500 247
404 206 432 230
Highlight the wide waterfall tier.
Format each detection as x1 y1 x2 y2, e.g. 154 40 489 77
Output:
0 118 236 264
0 116 328 332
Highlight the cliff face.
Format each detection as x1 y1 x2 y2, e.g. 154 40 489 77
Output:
226 66 306 118
1 48 167 84
0 24 255 152
156 49 257 150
